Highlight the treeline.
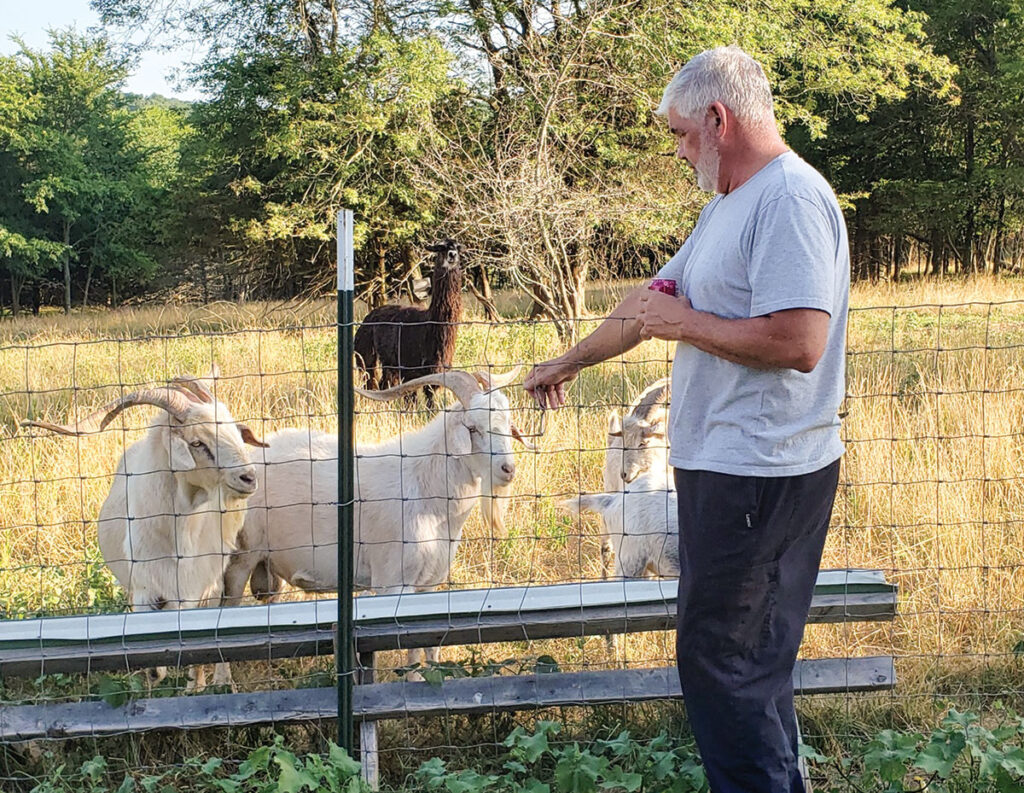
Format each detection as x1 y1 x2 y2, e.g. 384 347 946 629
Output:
1 0 1022 326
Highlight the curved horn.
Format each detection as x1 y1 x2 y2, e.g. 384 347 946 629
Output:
356 371 481 407
630 377 671 422
22 386 195 436
170 375 213 403
471 366 522 391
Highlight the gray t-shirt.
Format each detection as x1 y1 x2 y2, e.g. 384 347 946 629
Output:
655 151 849 477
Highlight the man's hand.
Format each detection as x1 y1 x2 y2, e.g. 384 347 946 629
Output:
637 291 692 341
524 358 581 409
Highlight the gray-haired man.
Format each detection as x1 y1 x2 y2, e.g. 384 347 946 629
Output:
525 45 849 792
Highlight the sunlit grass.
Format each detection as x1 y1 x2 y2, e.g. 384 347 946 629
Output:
1 278 1023 732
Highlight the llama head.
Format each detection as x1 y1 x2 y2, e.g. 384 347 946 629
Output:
425 240 463 275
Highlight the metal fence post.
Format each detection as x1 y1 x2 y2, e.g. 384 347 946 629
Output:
336 209 355 754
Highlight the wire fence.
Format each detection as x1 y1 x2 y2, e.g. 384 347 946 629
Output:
0 295 1022 790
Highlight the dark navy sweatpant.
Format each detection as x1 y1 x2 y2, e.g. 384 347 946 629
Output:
674 461 841 793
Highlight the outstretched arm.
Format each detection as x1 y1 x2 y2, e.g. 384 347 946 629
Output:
524 285 648 409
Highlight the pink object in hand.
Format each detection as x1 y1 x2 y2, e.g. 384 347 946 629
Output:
649 278 677 297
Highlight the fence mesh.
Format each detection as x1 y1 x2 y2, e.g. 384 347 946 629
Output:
0 293 1022 790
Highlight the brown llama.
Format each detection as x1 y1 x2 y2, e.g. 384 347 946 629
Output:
354 241 463 406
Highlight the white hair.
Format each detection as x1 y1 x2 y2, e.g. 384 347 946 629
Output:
656 45 775 127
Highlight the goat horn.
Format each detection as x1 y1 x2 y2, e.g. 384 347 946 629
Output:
471 366 522 391
356 370 481 407
170 375 214 403
22 386 195 436
631 376 671 422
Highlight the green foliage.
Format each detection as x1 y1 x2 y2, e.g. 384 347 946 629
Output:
396 652 563 685
818 708 1024 792
17 710 1024 792
180 29 456 302
416 722 708 793
29 735 367 793
0 30 185 313
85 0 964 321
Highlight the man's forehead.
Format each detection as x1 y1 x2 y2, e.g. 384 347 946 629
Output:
666 108 697 133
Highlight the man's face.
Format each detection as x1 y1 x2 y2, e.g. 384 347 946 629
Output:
667 107 720 194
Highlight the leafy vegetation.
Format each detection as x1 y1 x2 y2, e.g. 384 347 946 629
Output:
16 710 1024 792
3 0 1022 324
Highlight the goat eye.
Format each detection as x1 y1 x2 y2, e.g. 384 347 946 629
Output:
190 440 206 450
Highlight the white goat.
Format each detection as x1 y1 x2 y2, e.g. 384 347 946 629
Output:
604 377 672 491
562 486 680 579
23 371 267 690
600 377 673 577
222 368 535 670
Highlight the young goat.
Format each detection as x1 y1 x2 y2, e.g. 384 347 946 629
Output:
222 368 538 671
600 377 673 577
23 371 267 690
562 488 680 579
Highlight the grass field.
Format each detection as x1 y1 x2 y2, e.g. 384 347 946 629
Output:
1 277 1023 768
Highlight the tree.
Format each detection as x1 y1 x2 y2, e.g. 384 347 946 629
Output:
3 32 177 311
93 0 961 319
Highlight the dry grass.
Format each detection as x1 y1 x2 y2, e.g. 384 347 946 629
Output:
1 277 1023 737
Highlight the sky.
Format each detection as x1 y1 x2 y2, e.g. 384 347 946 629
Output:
0 0 204 100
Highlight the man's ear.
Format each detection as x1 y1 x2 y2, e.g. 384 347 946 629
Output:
169 434 197 472
708 101 728 138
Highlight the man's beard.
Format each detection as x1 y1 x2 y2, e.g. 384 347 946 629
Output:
695 132 721 193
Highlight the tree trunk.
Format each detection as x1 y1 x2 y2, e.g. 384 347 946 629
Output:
62 220 72 314
11 273 23 316
964 111 976 274
201 257 210 304
83 261 94 307
893 236 907 283
993 194 1006 275
469 262 501 322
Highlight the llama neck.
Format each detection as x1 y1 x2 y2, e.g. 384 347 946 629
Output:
428 269 463 323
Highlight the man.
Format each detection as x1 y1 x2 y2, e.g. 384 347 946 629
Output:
524 45 849 793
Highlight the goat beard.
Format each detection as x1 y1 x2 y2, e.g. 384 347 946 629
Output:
480 480 514 536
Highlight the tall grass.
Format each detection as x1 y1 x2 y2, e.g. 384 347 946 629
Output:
1 278 1022 732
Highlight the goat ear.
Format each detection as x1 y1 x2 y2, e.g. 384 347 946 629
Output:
608 411 622 437
641 420 665 439
237 423 269 448
446 420 473 456
168 434 197 472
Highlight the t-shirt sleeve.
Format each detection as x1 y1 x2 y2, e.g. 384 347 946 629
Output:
748 195 837 317
655 237 692 283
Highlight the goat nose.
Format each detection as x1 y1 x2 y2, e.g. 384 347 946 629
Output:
501 462 515 478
